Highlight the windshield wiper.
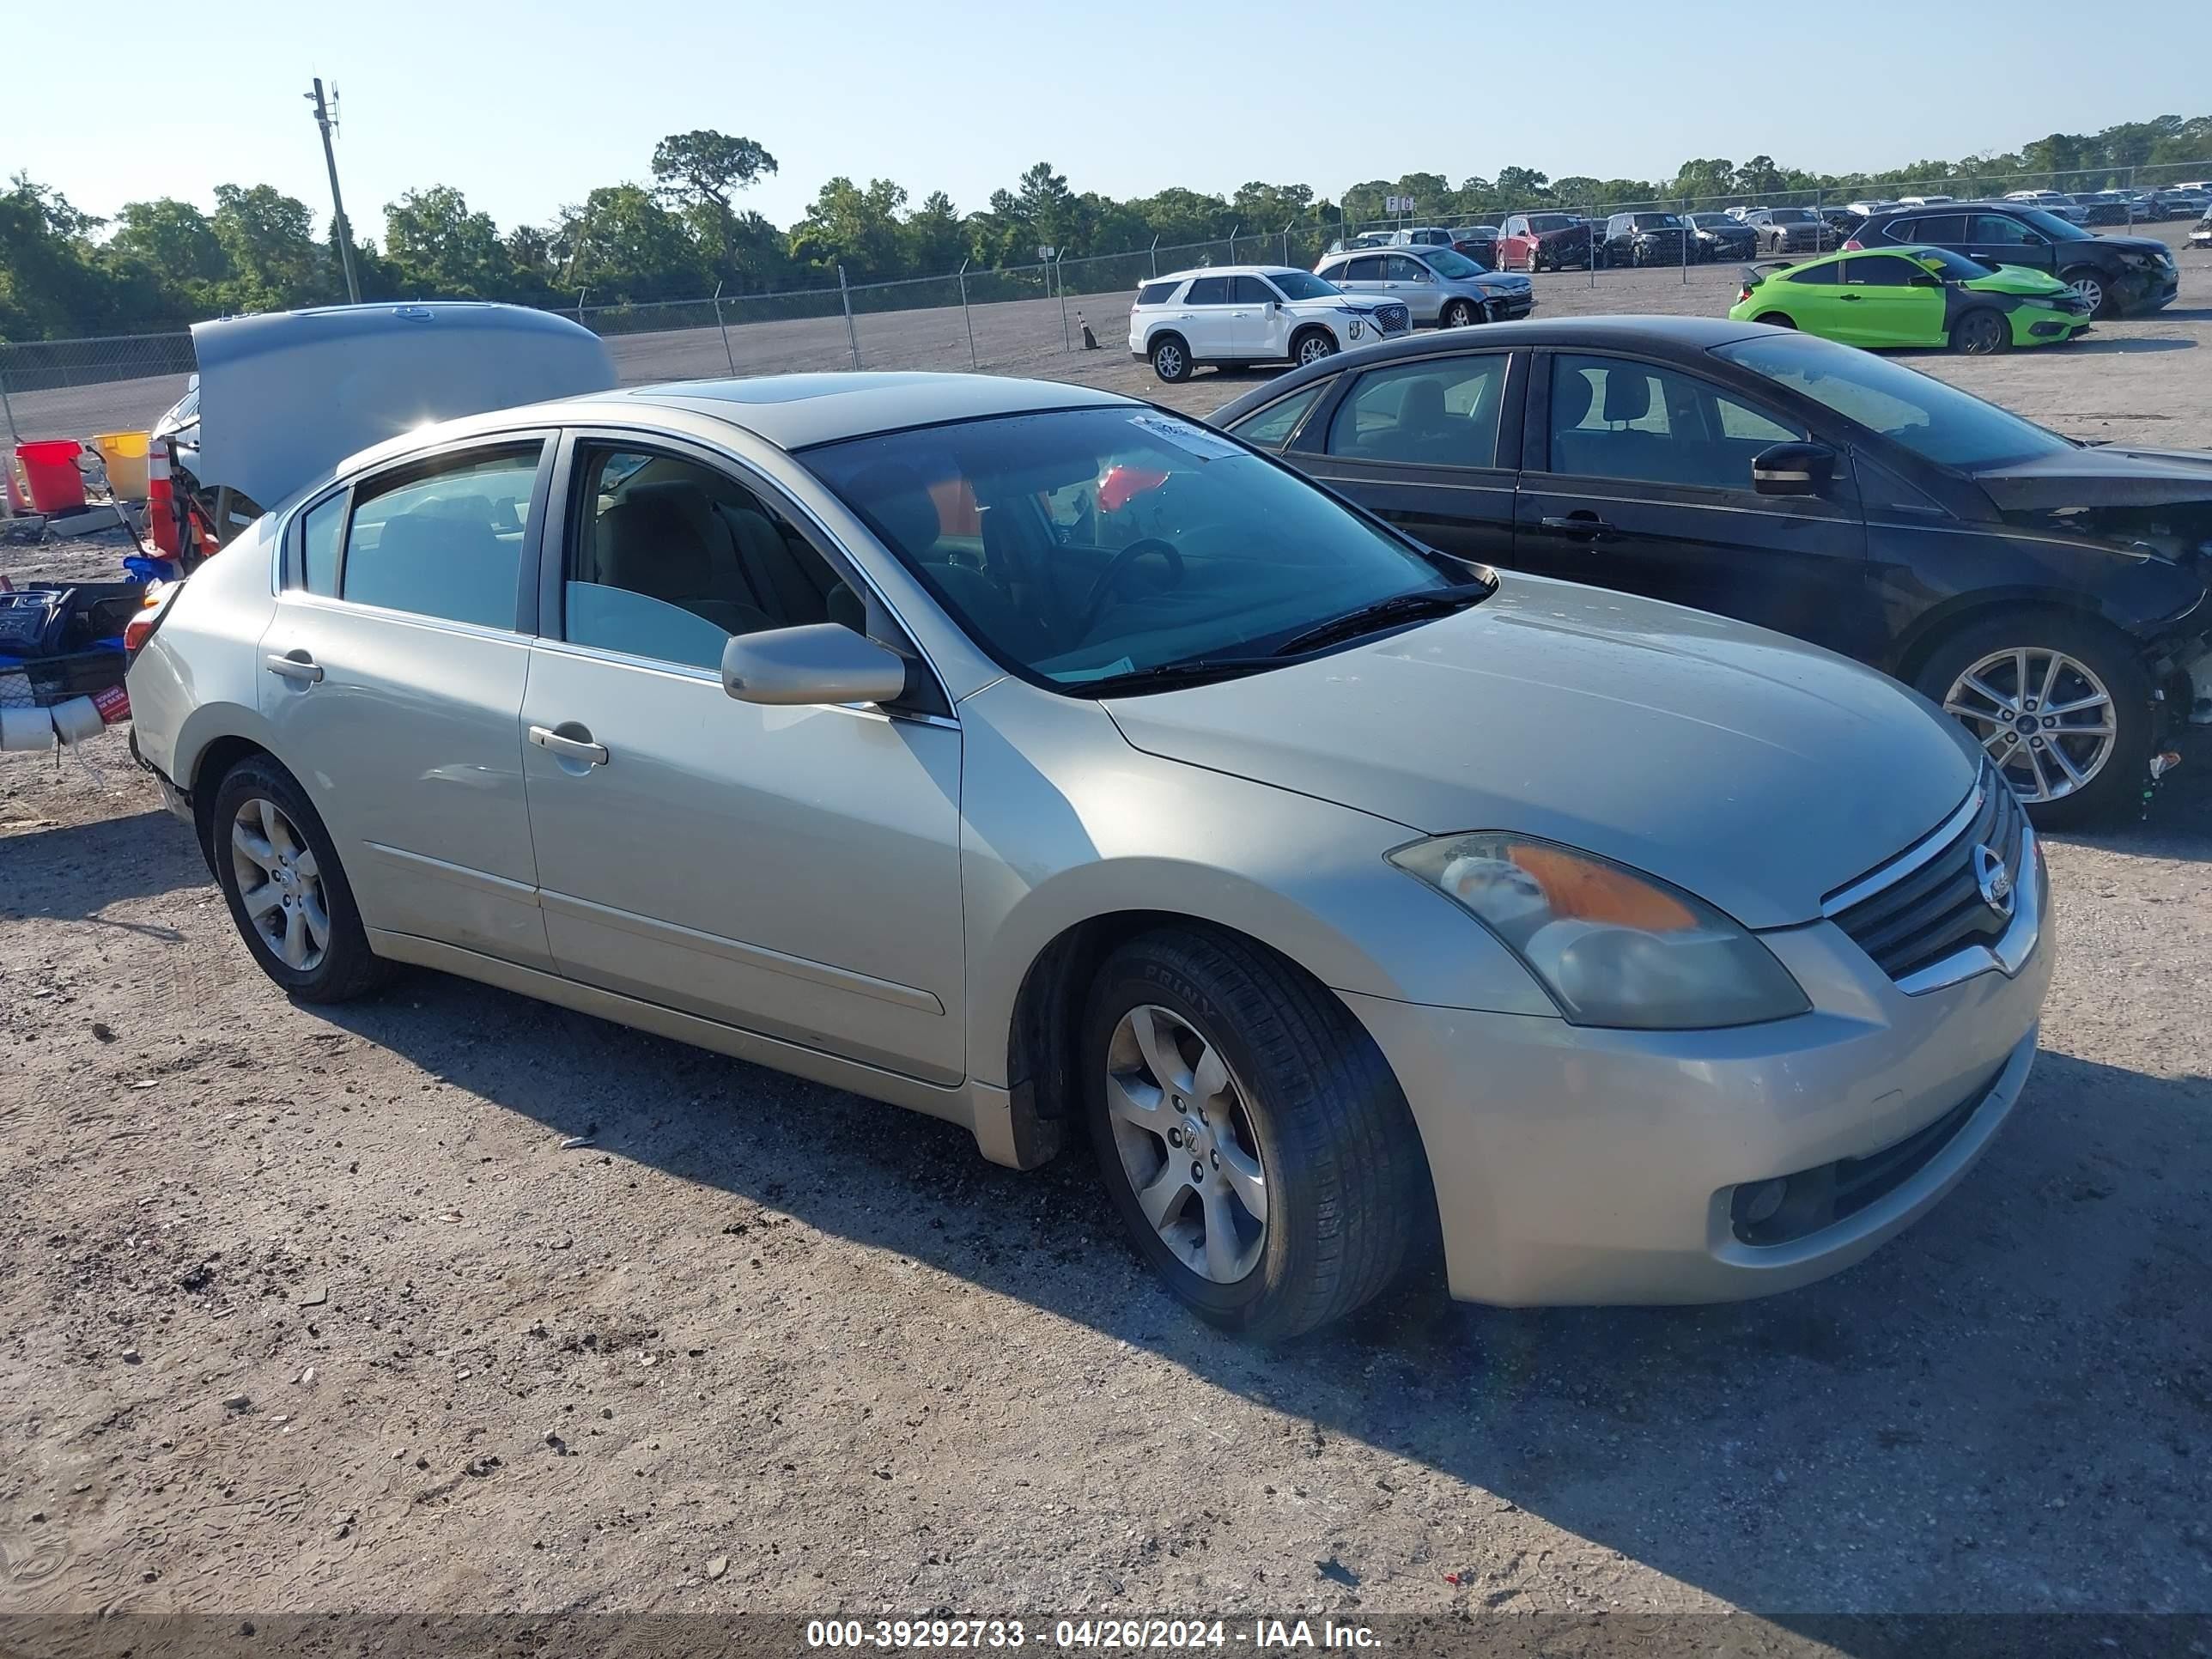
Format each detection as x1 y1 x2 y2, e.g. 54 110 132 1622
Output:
1271 582 1492 657
1067 656 1282 697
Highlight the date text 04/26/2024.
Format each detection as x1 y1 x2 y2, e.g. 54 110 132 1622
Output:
804 1618 1383 1649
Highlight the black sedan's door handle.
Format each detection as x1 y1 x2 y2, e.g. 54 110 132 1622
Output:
1540 514 1613 538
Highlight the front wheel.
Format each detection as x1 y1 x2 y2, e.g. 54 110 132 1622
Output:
1084 928 1429 1340
1149 334 1191 383
1915 612 2153 828
211 755 392 1001
1291 328 1338 368
1441 298 1480 328
1949 309 2010 356
2059 266 2110 318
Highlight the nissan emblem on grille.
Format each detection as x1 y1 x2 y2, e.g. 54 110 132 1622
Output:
1972 843 2015 918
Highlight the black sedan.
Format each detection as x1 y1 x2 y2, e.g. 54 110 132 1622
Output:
1685 212 1758 261
1597 212 1692 267
1848 201 2179 317
1211 318 2210 824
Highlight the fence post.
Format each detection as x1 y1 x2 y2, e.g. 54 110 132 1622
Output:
1149 236 1159 280
711 280 736 375
837 264 861 369
1681 201 1689 286
1228 222 1239 263
575 289 587 324
1056 254 1072 351
1587 206 1596 289
1283 220 1294 265
957 259 977 369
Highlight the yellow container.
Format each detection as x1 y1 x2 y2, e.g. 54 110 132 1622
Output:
93 430 151 501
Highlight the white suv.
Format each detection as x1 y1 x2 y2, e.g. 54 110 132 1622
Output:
1128 265 1411 383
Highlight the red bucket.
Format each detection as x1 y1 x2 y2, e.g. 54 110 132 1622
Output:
15 441 88 514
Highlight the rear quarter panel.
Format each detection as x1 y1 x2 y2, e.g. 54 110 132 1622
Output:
125 514 283 788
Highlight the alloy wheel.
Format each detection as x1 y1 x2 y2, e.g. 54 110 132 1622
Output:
1153 343 1184 380
230 796 331 971
1297 334 1334 366
1942 647 2118 802
1103 1004 1268 1285
2068 274 2105 313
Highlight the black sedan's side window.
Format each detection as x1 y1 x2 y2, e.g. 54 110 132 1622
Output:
1226 382 1327 451
1547 356 1803 490
1326 356 1508 469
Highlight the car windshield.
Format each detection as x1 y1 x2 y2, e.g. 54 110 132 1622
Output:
1631 214 1682 228
2012 207 2091 240
1769 210 1816 223
1526 214 1576 231
1267 270 1339 301
1424 248 1486 278
1714 335 2074 471
802 407 1466 693
1689 214 1733 228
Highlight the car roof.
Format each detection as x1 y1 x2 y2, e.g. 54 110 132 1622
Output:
341 372 1139 468
1151 264 1306 283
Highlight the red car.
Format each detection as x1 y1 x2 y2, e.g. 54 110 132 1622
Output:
1494 211 1593 272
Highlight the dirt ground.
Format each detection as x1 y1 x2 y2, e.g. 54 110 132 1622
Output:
2 251 2210 1632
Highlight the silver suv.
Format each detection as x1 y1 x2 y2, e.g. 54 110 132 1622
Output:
1313 246 1534 327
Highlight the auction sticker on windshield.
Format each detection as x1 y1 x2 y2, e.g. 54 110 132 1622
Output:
1130 413 1243 462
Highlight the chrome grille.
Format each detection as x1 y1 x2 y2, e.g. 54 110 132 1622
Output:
1376 304 1410 334
1828 772 2028 984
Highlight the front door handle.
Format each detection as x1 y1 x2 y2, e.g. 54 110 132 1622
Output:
264 652 323 684
528 723 609 766
1540 514 1613 539
1838 293 1863 302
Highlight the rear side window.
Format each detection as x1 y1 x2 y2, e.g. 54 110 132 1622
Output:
340 445 541 629
1911 215 1967 242
1327 356 1508 469
1135 280 1180 306
1226 382 1326 451
299 492 346 597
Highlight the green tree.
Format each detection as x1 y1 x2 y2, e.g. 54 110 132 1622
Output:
652 130 778 280
383 185 510 298
107 198 226 287
900 190 966 276
210 183 323 311
0 174 114 337
789 176 908 281
556 184 708 302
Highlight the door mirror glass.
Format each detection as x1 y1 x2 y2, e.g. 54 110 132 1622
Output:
1750 441 1836 496
722 623 909 707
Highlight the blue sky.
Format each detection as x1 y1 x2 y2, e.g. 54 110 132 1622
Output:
13 0 2210 235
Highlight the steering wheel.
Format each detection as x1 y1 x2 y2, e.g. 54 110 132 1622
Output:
1079 538 1185 637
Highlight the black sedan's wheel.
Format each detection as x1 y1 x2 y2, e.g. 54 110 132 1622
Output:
1916 612 2152 827
1084 928 1429 1340
211 754 392 1001
1150 334 1191 383
1949 309 2009 355
1441 298 1480 328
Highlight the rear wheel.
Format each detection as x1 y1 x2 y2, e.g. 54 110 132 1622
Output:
1915 611 2152 827
1949 309 2009 355
211 756 391 1001
1084 928 1429 1341
1755 312 1796 329
1441 297 1480 328
1150 334 1191 383
2060 266 2110 318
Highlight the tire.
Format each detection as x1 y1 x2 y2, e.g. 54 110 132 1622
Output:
1083 927 1429 1341
1149 334 1192 383
1441 297 1480 328
1290 327 1338 368
210 754 392 1001
1755 313 1796 329
1948 308 2009 356
2059 266 2111 318
1524 247 1540 274
1912 611 2153 829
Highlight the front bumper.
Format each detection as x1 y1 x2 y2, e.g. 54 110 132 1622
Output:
1343 855 2053 1306
2115 268 2180 313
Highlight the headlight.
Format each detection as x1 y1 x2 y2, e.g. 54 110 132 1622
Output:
1388 834 1811 1030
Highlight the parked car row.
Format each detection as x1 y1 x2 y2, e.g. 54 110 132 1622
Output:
126 296 2209 1341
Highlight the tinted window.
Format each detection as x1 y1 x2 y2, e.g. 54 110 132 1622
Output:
1547 355 1805 489
1136 280 1180 305
1425 248 1484 279
804 407 1460 692
1227 275 1273 304
1384 255 1431 281
1845 255 1919 286
1968 214 2038 245
564 447 851 672
341 446 540 628
299 491 345 597
1715 334 2073 470
1184 276 1230 304
1344 256 1387 281
1786 262 1843 284
1227 382 1326 451
1327 356 1507 469
1527 214 1574 232
1908 214 1967 242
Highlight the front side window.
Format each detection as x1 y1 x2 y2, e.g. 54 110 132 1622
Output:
1547 355 1805 490
340 445 541 628
299 491 346 597
1713 334 2074 470
1268 270 1340 301
563 446 855 672
1327 356 1508 469
1424 248 1485 280
1184 276 1230 305
802 407 1464 693
1844 255 1918 287
1384 255 1432 282
1969 214 2037 245
1344 255 1387 281
1226 382 1327 451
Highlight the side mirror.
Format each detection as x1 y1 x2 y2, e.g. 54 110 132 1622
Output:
1751 441 1836 496
722 623 909 707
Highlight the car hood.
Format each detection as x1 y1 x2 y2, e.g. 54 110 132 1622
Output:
1966 264 2071 295
2077 233 2170 256
1103 576 1978 930
1977 442 2212 509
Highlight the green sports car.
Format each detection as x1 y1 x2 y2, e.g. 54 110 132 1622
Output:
1728 245 2092 353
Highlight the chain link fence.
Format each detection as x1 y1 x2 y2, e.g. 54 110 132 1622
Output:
6 162 2208 458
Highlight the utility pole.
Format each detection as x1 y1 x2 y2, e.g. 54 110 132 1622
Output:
306 77 362 304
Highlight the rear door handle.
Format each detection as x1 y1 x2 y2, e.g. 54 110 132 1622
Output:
528 724 609 766
264 652 323 684
1540 514 1613 538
